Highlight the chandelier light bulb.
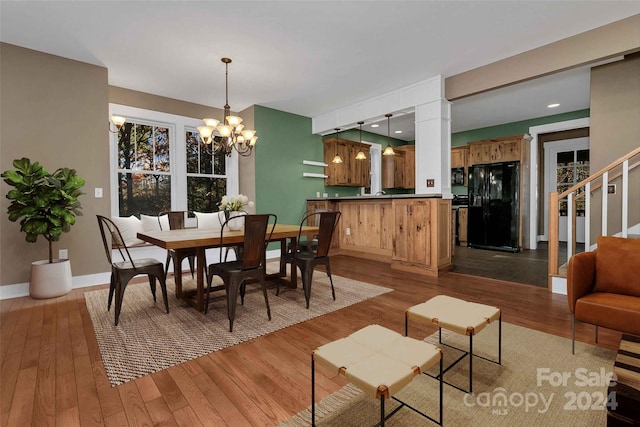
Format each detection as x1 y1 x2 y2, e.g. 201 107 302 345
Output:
218 125 232 137
203 118 220 128
197 125 214 144
226 115 243 126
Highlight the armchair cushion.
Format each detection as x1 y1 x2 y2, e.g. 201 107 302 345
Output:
567 251 596 313
575 293 640 336
593 236 640 297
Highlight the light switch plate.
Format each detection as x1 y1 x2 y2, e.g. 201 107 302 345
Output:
95 187 103 198
426 179 435 187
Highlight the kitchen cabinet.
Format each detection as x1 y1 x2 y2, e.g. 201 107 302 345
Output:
451 146 469 186
458 206 468 246
468 134 527 166
392 198 452 275
451 146 468 168
382 145 415 189
323 138 370 187
305 200 338 248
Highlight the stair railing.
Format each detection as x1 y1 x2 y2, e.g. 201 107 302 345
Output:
548 146 640 288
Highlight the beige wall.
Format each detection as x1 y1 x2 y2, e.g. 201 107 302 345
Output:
445 14 640 100
589 53 640 236
1 43 110 286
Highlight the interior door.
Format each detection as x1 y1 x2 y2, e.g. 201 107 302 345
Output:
543 138 590 242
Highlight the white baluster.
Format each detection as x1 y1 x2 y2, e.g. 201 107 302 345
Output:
585 182 591 250
602 171 608 236
622 160 628 238
567 192 573 260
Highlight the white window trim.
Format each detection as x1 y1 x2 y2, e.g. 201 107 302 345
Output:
108 104 239 219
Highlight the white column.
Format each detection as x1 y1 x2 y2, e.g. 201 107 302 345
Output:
415 98 451 196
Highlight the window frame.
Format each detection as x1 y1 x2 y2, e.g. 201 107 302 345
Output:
109 104 239 223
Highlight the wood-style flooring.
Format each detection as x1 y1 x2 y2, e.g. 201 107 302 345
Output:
0 255 621 426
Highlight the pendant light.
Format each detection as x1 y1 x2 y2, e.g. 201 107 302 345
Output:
382 113 396 156
355 121 367 160
331 128 343 163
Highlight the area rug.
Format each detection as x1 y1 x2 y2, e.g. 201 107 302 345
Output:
281 322 616 426
84 272 391 386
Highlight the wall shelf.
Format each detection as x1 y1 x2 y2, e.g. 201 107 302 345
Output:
303 160 328 167
303 172 328 178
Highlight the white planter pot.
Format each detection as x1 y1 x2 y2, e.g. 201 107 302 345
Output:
30 259 73 299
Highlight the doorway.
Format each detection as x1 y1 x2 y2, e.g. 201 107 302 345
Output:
544 138 590 242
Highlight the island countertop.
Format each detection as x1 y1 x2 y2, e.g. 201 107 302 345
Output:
307 193 444 202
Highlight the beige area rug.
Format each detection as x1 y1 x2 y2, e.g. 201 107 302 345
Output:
281 322 616 427
84 271 391 386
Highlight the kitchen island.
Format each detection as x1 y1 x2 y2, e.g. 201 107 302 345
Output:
307 195 452 276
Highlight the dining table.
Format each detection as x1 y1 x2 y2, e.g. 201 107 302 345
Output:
137 224 318 312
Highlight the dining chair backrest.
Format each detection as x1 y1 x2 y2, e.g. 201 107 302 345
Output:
219 213 277 269
159 211 187 230
303 208 331 227
97 215 135 266
300 211 340 258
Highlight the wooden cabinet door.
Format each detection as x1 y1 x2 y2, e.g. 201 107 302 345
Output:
392 200 430 266
401 146 415 188
451 147 465 168
458 207 468 246
502 140 520 162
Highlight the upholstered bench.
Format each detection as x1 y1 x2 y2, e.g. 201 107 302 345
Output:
312 324 443 426
406 295 502 393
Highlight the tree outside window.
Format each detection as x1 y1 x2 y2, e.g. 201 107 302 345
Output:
117 122 171 216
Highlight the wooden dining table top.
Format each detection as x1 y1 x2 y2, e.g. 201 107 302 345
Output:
137 224 318 250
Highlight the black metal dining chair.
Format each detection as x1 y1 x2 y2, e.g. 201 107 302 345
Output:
159 211 197 279
96 215 169 326
205 213 277 332
296 207 332 253
279 211 341 309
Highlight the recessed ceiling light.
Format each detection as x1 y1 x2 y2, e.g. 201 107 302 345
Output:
394 130 402 134
547 103 560 108
371 124 379 128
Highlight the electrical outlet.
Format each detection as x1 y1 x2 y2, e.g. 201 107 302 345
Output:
346 227 351 236
426 179 435 187
58 249 68 259
607 184 616 194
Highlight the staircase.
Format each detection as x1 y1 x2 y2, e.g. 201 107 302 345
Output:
548 146 640 294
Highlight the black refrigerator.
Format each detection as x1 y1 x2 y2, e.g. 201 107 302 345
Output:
467 161 520 252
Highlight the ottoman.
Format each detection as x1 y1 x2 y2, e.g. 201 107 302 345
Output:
312 324 443 426
406 295 502 393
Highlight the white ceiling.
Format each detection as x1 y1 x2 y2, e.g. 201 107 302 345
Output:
2 2 639 139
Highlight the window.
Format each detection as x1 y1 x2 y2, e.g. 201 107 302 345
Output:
109 104 238 219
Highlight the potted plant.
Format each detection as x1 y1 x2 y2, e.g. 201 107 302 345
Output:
2 158 85 298
219 194 253 230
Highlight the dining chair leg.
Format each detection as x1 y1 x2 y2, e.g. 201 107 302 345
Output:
114 278 124 326
260 273 271 321
240 280 246 305
302 263 315 309
325 260 336 301
107 270 116 311
165 251 172 277
204 271 214 315
148 275 157 302
187 255 196 279
227 276 242 332
158 274 170 314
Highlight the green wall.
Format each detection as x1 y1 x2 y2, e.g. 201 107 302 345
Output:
254 105 324 226
451 109 590 147
450 109 591 195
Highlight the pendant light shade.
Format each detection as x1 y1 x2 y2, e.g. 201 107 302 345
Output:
331 128 343 164
382 113 395 156
355 121 367 160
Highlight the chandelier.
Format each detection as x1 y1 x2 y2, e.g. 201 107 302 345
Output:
198 58 258 157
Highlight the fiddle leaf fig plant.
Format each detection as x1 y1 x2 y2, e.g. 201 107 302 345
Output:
2 157 85 263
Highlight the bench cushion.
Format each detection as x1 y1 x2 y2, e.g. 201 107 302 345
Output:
407 295 500 336
313 325 441 398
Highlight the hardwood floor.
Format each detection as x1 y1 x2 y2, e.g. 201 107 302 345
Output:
0 255 621 426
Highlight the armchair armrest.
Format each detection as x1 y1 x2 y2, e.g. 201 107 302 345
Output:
567 251 596 313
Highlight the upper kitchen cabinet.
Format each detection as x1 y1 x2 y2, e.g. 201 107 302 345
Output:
323 137 371 187
451 146 469 186
468 134 526 166
382 145 415 189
